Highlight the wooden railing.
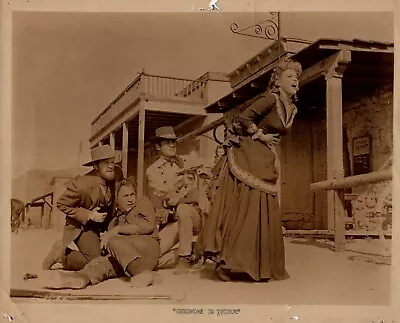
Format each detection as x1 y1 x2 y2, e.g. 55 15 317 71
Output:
141 73 206 98
310 169 392 192
91 74 142 136
310 168 392 252
91 73 207 138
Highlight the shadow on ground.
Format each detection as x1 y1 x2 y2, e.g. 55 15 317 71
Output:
289 238 335 251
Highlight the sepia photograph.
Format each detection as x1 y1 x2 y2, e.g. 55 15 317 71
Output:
1 1 398 321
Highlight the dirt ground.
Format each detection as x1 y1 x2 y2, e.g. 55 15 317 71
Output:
10 228 391 305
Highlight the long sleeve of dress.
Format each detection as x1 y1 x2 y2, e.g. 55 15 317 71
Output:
237 93 276 130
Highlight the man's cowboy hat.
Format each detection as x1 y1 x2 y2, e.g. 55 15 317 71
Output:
150 126 178 143
83 145 115 167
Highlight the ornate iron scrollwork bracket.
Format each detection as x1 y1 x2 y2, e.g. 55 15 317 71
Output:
230 12 280 41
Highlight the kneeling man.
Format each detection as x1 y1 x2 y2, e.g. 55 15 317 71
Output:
44 179 160 289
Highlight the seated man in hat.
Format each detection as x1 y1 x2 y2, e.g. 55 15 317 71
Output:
42 178 160 289
146 126 202 275
42 145 123 272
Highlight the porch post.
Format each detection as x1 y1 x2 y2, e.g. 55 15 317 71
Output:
41 203 45 229
324 50 351 252
137 107 145 199
122 122 129 178
110 132 115 150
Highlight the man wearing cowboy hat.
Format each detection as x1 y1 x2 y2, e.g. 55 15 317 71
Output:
41 178 160 289
146 126 202 274
42 145 123 271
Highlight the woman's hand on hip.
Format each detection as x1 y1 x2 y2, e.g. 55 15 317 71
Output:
259 133 281 146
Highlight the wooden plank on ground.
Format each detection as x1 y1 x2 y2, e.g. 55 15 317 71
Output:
10 288 181 301
284 230 392 239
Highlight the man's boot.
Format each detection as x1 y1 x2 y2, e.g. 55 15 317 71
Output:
42 240 63 270
43 271 89 290
216 267 232 282
130 270 155 288
173 256 191 275
158 249 179 269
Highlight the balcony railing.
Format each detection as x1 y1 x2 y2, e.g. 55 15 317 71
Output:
91 73 207 138
142 74 206 98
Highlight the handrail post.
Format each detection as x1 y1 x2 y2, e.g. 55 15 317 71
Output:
334 189 346 252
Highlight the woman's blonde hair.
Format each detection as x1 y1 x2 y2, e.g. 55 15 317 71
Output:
268 57 302 101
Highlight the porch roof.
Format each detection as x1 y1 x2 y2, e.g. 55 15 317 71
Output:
205 38 394 115
90 72 208 147
100 111 204 150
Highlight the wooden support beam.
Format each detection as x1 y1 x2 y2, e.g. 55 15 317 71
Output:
285 229 333 235
299 51 352 87
344 193 358 201
319 44 394 54
122 122 129 178
326 74 344 239
137 108 145 199
310 169 392 191
324 51 351 251
90 98 140 148
142 99 205 115
31 192 53 203
344 65 393 75
177 117 224 143
110 132 116 150
333 190 346 252
30 202 45 207
344 75 393 84
174 115 206 133
40 204 45 229
42 199 53 209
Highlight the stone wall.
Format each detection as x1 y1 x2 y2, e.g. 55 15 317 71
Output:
343 88 393 232
281 87 393 231
308 87 393 231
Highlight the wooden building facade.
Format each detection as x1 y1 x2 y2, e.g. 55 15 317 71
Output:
89 71 232 198
89 37 394 250
205 38 394 250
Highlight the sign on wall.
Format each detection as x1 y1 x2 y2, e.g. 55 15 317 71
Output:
352 135 371 175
